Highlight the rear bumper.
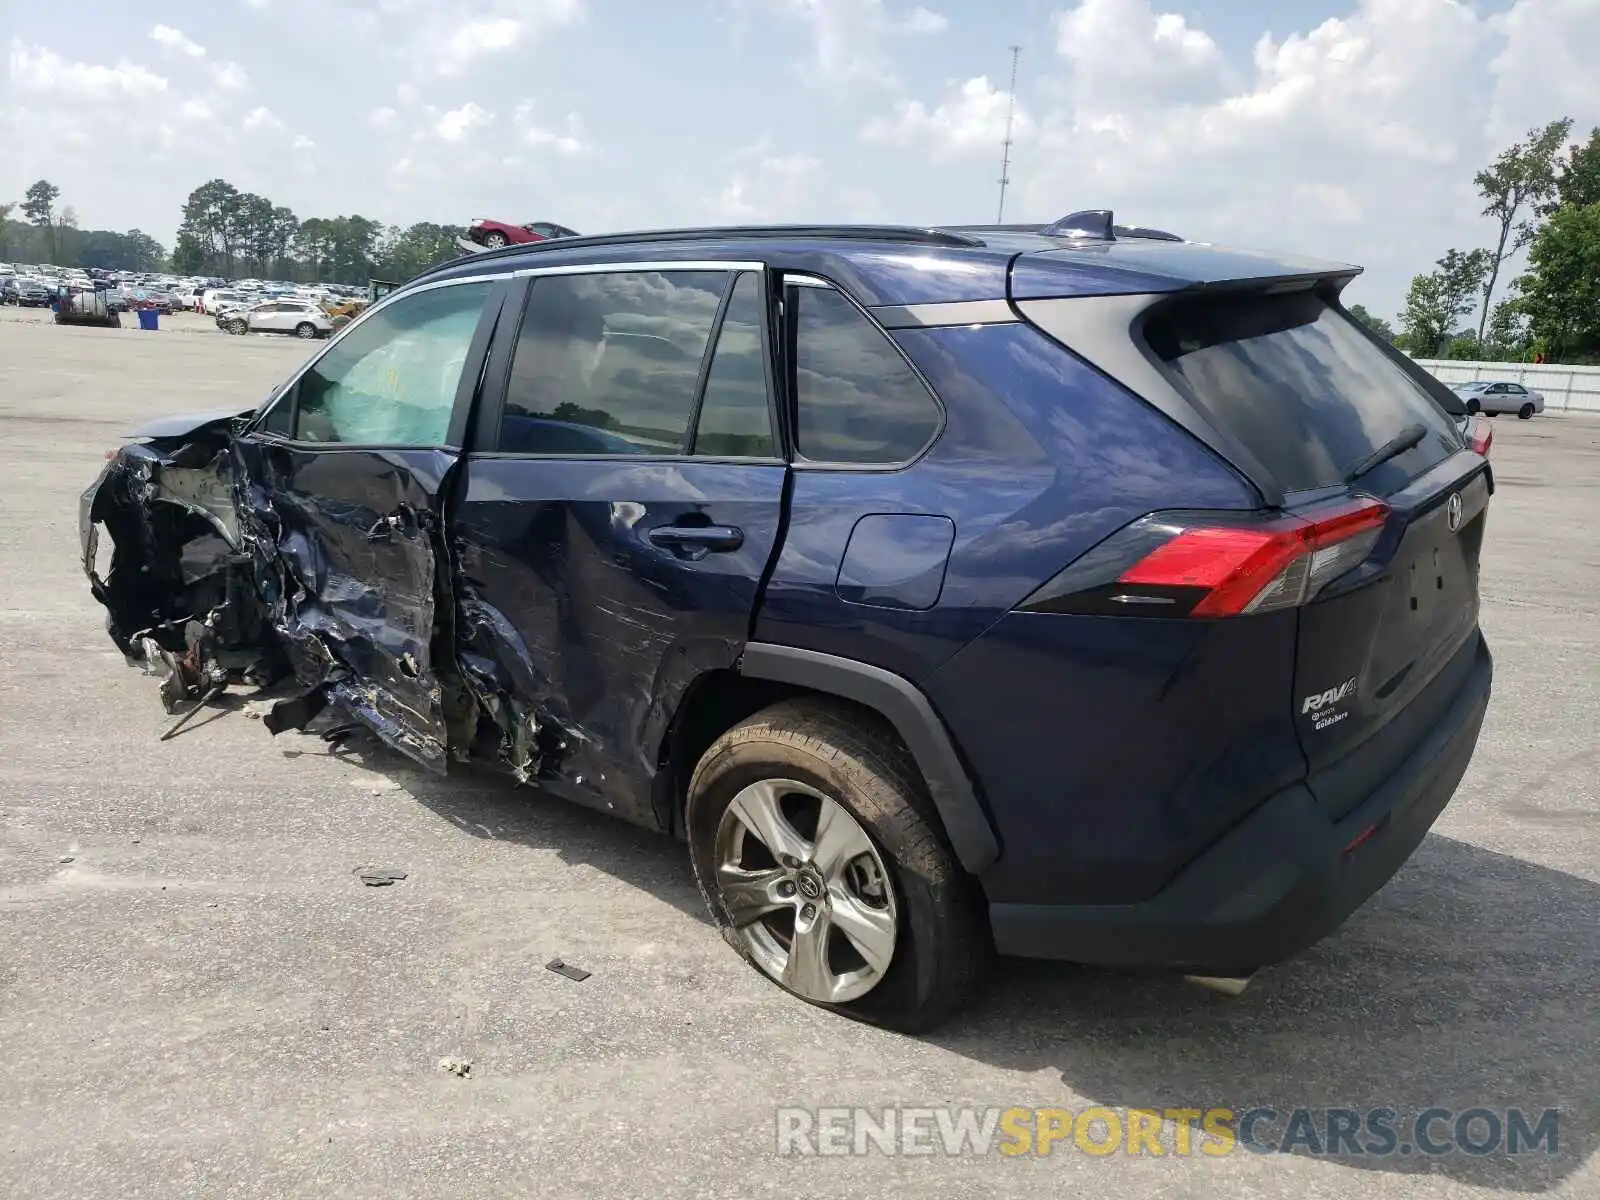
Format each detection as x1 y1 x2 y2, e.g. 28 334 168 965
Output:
989 633 1492 972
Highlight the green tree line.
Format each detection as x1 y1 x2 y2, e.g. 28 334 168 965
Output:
169 178 464 283
2 177 465 284
1393 120 1600 364
1 180 167 271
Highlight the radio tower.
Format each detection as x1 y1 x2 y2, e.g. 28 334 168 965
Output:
996 45 1022 223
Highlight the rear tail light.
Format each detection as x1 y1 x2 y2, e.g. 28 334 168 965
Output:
1465 415 1492 456
1019 497 1389 619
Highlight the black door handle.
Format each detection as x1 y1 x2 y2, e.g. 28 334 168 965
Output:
647 524 744 555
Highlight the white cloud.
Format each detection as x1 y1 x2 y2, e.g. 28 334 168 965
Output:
150 25 207 59
513 103 591 155
1055 0 1229 109
1011 0 1510 316
391 0 585 74
440 16 525 71
1486 0 1600 141
243 106 284 132
898 7 947 33
862 74 1028 159
211 61 250 89
707 135 870 223
436 101 494 141
779 0 955 91
8 40 168 99
369 106 398 128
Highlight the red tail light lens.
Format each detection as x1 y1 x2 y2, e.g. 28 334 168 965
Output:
1019 497 1389 619
1465 415 1492 456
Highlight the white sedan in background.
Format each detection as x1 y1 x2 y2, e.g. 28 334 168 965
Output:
221 299 334 339
1451 379 1546 418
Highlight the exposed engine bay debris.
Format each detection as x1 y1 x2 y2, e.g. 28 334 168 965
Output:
81 409 585 779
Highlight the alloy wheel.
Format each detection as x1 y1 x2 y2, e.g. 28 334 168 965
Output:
713 778 898 1003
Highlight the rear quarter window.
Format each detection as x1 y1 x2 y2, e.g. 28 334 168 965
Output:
790 284 941 465
1144 292 1460 493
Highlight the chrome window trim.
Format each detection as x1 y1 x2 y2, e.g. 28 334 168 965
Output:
252 273 502 428
511 259 764 279
869 299 1017 329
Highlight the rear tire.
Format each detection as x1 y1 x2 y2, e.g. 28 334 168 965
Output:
686 698 989 1032
295 322 317 339
1518 402 1535 419
484 232 509 249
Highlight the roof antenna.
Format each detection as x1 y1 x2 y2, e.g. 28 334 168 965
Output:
996 45 1022 223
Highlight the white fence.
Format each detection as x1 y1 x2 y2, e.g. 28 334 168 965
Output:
1414 359 1600 414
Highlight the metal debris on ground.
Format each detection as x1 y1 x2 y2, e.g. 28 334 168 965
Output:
545 959 592 982
58 856 74 864
437 1057 472 1077
355 867 407 887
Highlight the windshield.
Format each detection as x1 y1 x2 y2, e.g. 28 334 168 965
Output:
1144 291 1461 493
1454 381 1490 392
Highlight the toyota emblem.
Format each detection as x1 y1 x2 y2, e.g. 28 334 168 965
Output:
1446 492 1463 532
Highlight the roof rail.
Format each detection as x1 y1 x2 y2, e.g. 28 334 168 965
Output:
417 223 987 280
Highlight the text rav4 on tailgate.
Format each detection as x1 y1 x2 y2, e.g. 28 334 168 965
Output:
1302 677 1358 730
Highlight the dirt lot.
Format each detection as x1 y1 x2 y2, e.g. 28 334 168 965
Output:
1 306 1596 1199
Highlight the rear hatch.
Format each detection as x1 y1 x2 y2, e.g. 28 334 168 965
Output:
1140 287 1489 818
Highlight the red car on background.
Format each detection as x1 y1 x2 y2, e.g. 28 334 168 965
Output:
466 218 581 249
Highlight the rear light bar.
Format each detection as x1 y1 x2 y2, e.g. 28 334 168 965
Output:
1019 497 1389 619
1464 415 1492 456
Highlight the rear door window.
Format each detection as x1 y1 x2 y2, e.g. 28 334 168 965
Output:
1143 291 1460 493
500 269 728 455
691 273 776 458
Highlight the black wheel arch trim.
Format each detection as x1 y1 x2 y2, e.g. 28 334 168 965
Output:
737 642 1000 873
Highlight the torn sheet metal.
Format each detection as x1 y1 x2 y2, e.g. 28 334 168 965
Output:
80 412 281 706
227 441 457 771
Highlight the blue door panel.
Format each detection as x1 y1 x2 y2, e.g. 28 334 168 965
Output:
753 322 1256 686
450 455 786 823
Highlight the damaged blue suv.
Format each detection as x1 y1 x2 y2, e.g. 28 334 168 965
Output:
82 213 1493 1030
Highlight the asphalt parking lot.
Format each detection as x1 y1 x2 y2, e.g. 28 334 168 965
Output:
1 304 1596 1199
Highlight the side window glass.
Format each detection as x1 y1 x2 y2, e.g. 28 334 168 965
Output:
260 390 293 436
291 281 490 445
500 270 727 455
792 284 940 464
692 273 775 457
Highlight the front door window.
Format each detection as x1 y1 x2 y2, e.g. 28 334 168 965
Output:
274 282 491 446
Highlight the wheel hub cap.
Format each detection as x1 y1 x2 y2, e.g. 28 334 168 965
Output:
713 778 899 1004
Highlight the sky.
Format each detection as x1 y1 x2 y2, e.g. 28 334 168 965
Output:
3 0 1598 319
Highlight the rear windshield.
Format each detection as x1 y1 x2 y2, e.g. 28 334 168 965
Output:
1144 291 1460 493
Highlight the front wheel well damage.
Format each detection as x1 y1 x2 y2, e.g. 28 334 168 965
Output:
652 670 921 841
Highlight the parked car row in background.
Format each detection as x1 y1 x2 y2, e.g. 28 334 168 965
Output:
0 261 369 320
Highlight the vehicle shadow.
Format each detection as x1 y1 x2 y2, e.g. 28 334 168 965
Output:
929 834 1595 1191
298 731 1591 1189
321 736 714 928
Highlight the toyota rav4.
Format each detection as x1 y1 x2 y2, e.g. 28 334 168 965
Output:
81 213 1493 1031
